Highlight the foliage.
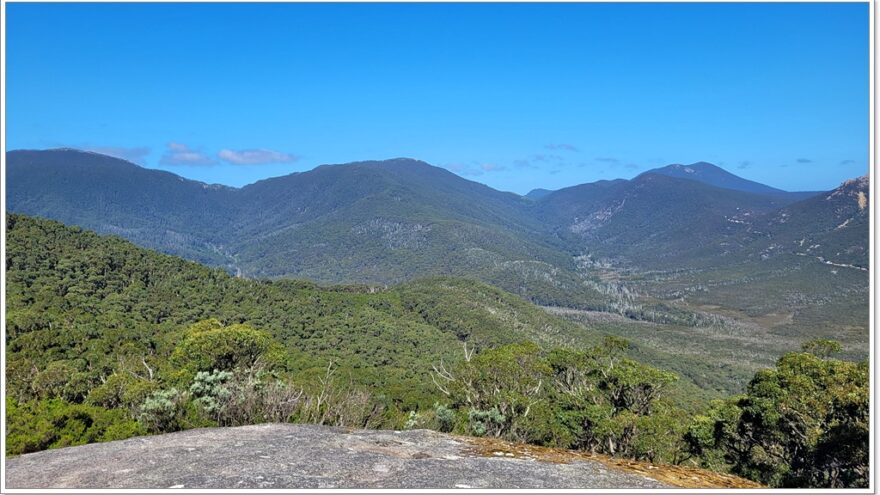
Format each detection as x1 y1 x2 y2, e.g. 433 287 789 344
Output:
173 320 283 373
433 339 685 463
434 403 456 433
6 397 144 456
138 388 187 433
684 345 868 488
190 370 234 418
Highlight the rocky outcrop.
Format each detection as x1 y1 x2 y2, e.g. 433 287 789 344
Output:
4 423 754 489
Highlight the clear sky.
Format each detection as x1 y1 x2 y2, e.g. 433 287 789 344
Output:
6 2 869 194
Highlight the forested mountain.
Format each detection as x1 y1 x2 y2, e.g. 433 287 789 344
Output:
6 149 238 266
535 173 793 267
760 175 869 268
8 149 854 284
3 214 590 408
6 149 869 352
6 149 602 308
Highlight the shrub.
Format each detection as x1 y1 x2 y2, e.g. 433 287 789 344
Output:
138 388 185 433
467 407 506 437
172 320 283 373
190 370 233 419
434 403 455 433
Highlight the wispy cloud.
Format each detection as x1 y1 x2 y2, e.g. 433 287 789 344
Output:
445 162 506 177
160 142 216 166
624 163 639 170
513 159 537 169
85 146 151 165
531 153 564 163
595 157 620 164
737 160 752 170
218 148 298 165
512 152 567 170
544 143 579 152
840 159 856 165
480 163 506 172
796 158 813 164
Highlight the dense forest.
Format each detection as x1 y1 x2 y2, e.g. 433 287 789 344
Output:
4 214 869 488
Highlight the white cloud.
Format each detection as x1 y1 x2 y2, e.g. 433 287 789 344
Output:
217 148 298 165
160 142 216 166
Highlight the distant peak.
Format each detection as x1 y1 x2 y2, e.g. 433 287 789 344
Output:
665 162 720 172
642 161 787 195
688 162 721 168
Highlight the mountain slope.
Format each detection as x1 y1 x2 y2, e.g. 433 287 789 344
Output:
525 188 554 200
6 149 237 266
8 214 732 418
3 214 596 408
536 173 793 267
6 149 604 307
759 175 869 268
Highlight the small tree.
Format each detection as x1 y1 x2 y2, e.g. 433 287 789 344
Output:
172 319 283 373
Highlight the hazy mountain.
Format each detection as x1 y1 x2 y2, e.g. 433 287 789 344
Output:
6 149 238 265
525 188 554 200
642 162 820 201
535 173 794 266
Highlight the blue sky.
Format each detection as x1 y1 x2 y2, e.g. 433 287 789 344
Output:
6 2 869 194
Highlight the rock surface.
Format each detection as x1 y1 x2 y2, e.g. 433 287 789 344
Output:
5 423 671 489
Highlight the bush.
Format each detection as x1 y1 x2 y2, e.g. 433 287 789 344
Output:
87 373 157 413
138 388 186 433
207 369 304 426
434 403 455 433
190 370 233 419
433 339 684 462
172 320 283 373
467 407 506 437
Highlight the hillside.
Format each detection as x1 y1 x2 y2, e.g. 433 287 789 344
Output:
5 214 726 408
536 172 794 266
4 214 597 409
761 175 869 268
6 149 238 266
6 149 606 309
8 149 858 285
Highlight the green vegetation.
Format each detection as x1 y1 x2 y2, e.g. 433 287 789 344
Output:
427 338 687 463
8 150 868 394
4 215 868 488
684 342 868 488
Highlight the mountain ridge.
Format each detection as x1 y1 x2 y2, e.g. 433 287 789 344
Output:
6 148 865 311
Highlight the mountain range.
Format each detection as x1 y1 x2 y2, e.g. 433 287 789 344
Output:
6 148 869 343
